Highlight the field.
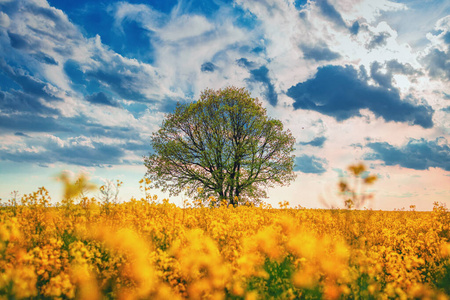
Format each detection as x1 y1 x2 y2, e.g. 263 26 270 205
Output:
1 187 450 299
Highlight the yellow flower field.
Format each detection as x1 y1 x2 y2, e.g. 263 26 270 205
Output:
1 187 449 299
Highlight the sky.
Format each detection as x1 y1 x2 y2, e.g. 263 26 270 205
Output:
0 0 449 210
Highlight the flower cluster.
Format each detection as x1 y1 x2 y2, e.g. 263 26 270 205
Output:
0 187 449 299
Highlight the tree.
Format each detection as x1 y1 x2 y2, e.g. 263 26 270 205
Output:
144 87 296 206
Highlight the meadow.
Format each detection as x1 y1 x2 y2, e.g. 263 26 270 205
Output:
0 183 449 299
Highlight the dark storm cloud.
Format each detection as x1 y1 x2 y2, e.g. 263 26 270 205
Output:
286 65 434 128
237 58 278 106
299 136 327 147
0 59 64 132
315 0 347 28
0 60 62 101
236 58 257 69
201 62 216 73
0 141 125 167
350 21 360 35
85 69 146 102
2 2 156 105
14 74 57 99
124 141 149 152
0 114 69 132
386 60 421 76
0 90 59 115
64 54 160 104
294 155 328 174
14 132 29 137
84 124 149 157
85 92 120 107
86 124 140 141
56 142 125 166
7 31 29 49
367 32 391 50
370 61 393 88
365 137 450 171
421 48 450 81
2 1 81 57
32 52 58 65
301 44 341 61
249 66 277 106
0 151 49 165
370 60 422 89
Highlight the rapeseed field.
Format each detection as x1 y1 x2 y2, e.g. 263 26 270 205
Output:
0 184 449 299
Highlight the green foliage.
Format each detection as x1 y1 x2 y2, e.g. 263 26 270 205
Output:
144 86 296 206
261 257 296 299
436 263 450 294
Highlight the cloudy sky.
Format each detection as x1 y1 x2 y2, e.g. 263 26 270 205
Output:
0 0 449 210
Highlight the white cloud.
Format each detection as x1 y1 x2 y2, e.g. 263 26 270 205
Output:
425 15 450 50
3 0 168 106
160 14 214 41
111 2 165 33
0 133 28 150
0 11 10 27
107 2 256 99
435 15 450 31
82 103 140 128
46 134 65 148
155 19 250 97
332 0 407 23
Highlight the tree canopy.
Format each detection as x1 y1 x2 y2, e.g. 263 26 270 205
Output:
144 87 296 206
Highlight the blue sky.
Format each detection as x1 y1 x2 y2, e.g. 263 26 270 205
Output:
0 0 449 210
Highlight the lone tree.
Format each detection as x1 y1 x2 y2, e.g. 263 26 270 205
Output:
144 87 296 206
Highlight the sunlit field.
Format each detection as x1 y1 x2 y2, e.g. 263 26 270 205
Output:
1 181 449 300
